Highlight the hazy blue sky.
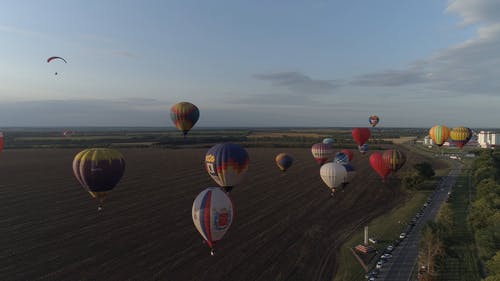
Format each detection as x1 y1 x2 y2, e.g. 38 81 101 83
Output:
1 0 499 128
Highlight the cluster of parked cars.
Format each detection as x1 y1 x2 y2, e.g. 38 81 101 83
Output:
364 195 435 280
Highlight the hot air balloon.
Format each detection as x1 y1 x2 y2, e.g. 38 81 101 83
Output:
320 163 347 196
275 153 293 172
323 138 334 144
47 56 67 75
369 115 380 127
342 163 356 186
333 152 349 164
382 149 406 173
450 127 472 149
370 152 391 182
429 125 450 147
63 130 74 137
341 149 354 161
192 187 234 256
352 128 371 147
0 132 3 155
311 143 333 165
205 143 249 193
358 144 369 155
72 148 126 211
170 102 200 137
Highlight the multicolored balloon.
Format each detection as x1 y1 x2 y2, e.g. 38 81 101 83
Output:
358 144 369 155
205 143 249 193
450 127 472 149
341 149 354 161
323 138 334 144
192 187 234 256
342 163 356 186
333 152 349 164
369 115 380 127
170 102 200 136
369 152 391 182
429 125 450 147
320 163 347 196
382 149 406 173
311 143 333 165
352 128 371 146
72 148 126 210
275 153 293 172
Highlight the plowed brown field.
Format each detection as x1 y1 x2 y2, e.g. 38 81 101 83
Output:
0 147 432 281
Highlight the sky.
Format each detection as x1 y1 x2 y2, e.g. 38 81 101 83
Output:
1 0 499 128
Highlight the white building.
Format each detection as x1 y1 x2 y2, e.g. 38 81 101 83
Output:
423 135 434 146
477 131 500 148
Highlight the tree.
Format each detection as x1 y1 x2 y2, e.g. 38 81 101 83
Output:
414 162 435 179
487 251 500 275
419 222 445 278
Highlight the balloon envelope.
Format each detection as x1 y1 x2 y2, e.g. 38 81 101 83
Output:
429 125 450 147
205 143 249 192
322 138 334 144
369 115 380 127
333 152 349 164
370 152 391 182
275 153 293 172
341 149 354 161
320 162 347 193
382 149 406 172
72 148 126 202
311 143 333 165
450 127 472 149
352 128 371 146
192 187 234 255
170 102 200 136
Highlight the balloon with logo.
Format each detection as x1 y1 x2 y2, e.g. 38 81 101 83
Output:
370 152 391 182
429 125 450 147
369 115 380 127
192 187 234 256
333 152 349 164
358 143 369 155
72 148 126 211
275 153 293 172
320 163 347 196
382 149 406 173
170 102 200 137
311 143 333 165
340 149 354 161
205 143 249 193
322 138 334 145
450 127 472 149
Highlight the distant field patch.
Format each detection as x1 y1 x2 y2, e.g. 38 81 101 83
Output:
247 132 324 138
382 136 417 144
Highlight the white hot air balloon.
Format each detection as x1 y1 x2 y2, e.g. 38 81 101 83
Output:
320 163 347 196
192 187 234 255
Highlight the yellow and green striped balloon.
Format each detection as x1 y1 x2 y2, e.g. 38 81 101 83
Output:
429 125 450 147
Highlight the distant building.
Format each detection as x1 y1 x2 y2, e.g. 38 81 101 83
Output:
423 135 434 146
477 131 500 149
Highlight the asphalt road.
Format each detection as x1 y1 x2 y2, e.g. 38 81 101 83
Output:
377 161 462 281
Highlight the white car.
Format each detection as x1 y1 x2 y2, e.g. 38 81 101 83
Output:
399 232 406 239
376 261 383 269
386 245 394 252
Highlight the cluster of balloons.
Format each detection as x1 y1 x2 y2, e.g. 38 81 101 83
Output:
429 125 473 149
369 149 406 182
192 142 249 255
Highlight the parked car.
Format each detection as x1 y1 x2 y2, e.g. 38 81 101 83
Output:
376 260 384 269
399 232 406 239
381 253 393 260
386 245 394 252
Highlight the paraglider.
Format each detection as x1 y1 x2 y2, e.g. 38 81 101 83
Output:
352 128 371 147
450 127 472 149
47 56 67 75
205 143 249 193
170 102 200 137
369 115 380 127
341 149 354 161
382 149 406 173
320 163 347 196
192 187 234 256
358 143 369 155
275 153 293 172
370 152 391 182
311 143 333 165
429 125 450 147
333 152 349 164
322 138 334 144
72 148 126 211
